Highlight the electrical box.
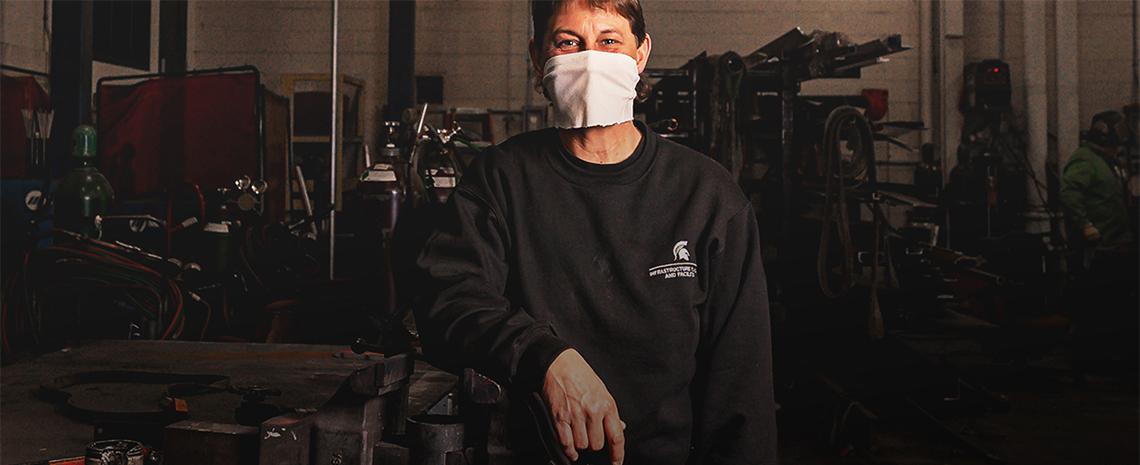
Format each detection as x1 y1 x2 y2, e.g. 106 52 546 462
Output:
964 60 1012 111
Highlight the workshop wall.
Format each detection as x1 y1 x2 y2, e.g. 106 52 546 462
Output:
189 0 390 146
963 0 1138 161
6 0 1134 158
2 0 164 108
1077 0 1137 128
0 1 51 74
415 1 534 112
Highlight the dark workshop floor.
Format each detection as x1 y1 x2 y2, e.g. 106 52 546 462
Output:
779 333 1139 465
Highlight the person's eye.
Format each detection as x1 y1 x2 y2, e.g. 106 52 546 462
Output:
601 38 620 46
556 39 580 49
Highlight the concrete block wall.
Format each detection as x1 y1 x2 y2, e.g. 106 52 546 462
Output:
1077 0 1137 128
1 1 52 74
416 0 533 111
190 0 389 145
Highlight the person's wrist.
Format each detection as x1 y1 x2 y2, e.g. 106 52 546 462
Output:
518 333 572 391
544 348 576 381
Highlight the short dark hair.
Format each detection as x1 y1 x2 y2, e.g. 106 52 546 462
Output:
531 0 647 50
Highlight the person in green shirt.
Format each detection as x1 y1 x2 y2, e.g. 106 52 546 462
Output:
1060 110 1137 378
1061 111 1132 251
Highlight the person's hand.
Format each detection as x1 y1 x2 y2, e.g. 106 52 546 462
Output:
1083 223 1102 242
542 349 626 465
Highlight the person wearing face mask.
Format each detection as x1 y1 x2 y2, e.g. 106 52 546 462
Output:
414 1 777 464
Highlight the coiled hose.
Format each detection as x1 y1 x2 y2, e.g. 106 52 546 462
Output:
816 106 890 339
817 106 874 299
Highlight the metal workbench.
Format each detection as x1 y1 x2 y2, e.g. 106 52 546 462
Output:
0 340 456 463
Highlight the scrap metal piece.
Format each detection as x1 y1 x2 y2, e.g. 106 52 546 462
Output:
85 439 145 465
259 413 312 465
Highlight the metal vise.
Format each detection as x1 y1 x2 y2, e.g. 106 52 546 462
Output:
259 353 413 465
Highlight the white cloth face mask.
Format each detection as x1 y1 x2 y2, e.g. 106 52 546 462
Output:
541 50 640 129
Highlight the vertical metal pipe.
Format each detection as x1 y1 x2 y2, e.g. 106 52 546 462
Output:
49 0 94 179
1056 0 1080 169
1023 0 1050 234
329 0 339 280
940 0 964 188
780 66 797 247
919 0 934 146
1133 0 1139 106
387 0 416 120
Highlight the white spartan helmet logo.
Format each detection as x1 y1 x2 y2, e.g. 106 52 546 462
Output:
673 241 691 261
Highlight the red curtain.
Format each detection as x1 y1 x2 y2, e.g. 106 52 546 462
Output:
98 73 259 197
1 75 50 179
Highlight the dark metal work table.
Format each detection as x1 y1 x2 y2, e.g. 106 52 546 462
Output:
0 340 456 464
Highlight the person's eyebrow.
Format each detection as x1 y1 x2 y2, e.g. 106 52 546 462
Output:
597 28 620 35
551 28 583 39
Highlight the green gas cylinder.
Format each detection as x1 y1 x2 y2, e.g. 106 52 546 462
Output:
55 125 114 237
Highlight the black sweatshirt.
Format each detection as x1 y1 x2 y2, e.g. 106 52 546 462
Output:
415 121 777 464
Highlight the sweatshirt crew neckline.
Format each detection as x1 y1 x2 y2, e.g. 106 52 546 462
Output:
546 119 656 186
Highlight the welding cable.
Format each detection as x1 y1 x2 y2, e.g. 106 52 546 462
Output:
191 183 207 224
32 243 186 341
161 280 185 340
817 106 874 299
188 292 212 341
70 243 182 339
37 250 167 329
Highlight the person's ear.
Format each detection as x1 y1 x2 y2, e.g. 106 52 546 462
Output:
529 38 548 97
635 33 652 73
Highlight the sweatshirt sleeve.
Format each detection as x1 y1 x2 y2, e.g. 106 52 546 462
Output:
1060 156 1093 228
414 161 572 390
688 204 778 465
